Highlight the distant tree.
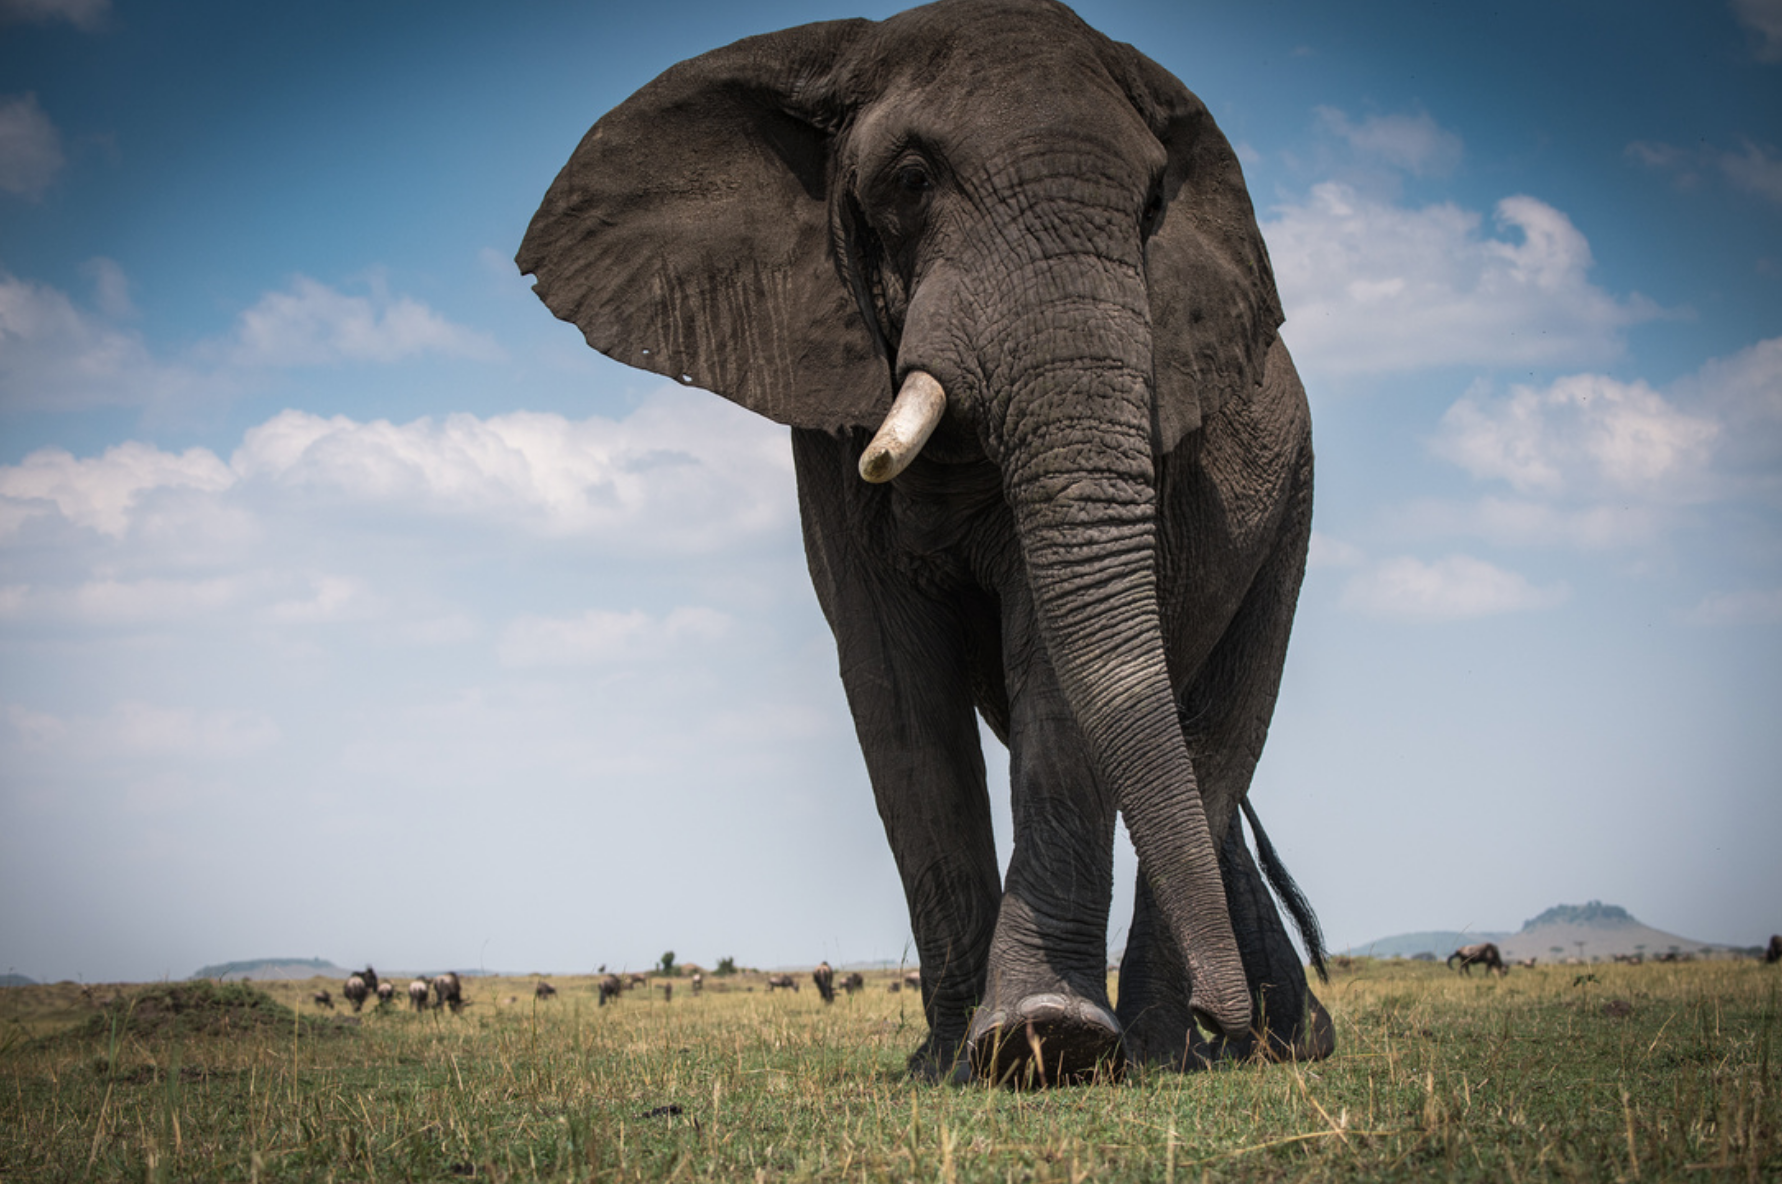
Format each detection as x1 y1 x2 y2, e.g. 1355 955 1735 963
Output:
1550 947 1564 957
715 956 736 977
658 951 677 977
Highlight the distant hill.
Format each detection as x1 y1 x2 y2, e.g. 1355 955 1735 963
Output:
1354 901 1733 962
191 957 348 981
0 973 36 987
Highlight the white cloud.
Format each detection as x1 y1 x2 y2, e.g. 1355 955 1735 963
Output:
497 605 733 667
1684 586 1782 625
1266 185 1655 375
1341 554 1568 620
1732 0 1782 61
111 701 280 759
1307 531 1365 568
1314 107 1462 177
230 388 793 547
1390 496 1669 551
0 268 501 414
264 575 378 624
1432 374 1719 498
225 275 503 367
1629 137 1782 206
0 93 63 198
70 575 247 623
0 440 235 537
0 0 108 29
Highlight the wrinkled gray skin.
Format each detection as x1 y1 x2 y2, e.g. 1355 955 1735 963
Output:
519 0 1330 1084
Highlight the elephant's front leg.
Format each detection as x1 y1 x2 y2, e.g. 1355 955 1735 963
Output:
793 434 1002 1081
967 596 1123 1086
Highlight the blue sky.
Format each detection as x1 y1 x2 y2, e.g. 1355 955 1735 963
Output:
2 0 1778 983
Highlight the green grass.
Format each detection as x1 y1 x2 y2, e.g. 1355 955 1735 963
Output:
1 960 1776 1181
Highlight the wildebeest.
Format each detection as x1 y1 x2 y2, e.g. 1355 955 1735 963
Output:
408 979 430 1011
376 980 396 1005
691 972 704 994
812 961 836 1004
1612 952 1643 965
535 980 557 1000
1515 958 1537 969
432 971 464 1013
662 981 674 1002
765 974 800 992
598 974 623 1006
312 988 334 1010
342 967 379 1013
628 974 648 989
1447 942 1507 976
1767 935 1782 964
841 972 865 995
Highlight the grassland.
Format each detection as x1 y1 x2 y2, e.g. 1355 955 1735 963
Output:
1 959 1776 1181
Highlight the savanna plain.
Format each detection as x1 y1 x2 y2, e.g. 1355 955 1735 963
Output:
1 958 1776 1182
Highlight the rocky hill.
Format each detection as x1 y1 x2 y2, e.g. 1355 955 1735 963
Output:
190 957 348 981
1355 901 1733 962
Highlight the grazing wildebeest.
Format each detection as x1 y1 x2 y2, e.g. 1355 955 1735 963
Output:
1447 943 1507 976
432 971 464 1013
766 974 800 993
662 981 674 1002
691 972 704 994
841 972 866 995
598 974 623 1006
812 961 836 1004
1612 952 1643 965
408 979 430 1011
312 988 334 1010
628 974 648 989
904 970 921 992
343 967 379 1013
376 980 396 1005
535 980 558 1000
1515 958 1537 969
1767 935 1782 964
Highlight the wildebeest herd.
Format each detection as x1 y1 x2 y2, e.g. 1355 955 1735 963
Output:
316 962 906 1013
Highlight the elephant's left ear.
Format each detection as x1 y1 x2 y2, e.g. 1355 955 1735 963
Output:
1103 42 1285 452
517 20 891 433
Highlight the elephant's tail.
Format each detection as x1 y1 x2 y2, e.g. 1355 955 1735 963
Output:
1242 798 1329 984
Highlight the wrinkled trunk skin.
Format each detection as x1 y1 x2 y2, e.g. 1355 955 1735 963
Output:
931 233 1249 1080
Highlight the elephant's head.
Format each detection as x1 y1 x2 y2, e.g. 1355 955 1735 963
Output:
517 0 1283 1037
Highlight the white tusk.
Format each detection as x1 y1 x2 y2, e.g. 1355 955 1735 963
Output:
858 371 947 483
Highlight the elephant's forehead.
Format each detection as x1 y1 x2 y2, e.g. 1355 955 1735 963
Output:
853 0 1137 133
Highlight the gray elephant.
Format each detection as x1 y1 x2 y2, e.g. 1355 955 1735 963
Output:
519 0 1328 1084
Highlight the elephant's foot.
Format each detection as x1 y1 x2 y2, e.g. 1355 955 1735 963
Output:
966 993 1125 1087
906 1032 972 1084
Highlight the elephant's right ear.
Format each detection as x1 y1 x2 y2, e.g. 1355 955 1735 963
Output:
517 20 892 433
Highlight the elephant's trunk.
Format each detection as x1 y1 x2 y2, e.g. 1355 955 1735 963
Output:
993 294 1251 1038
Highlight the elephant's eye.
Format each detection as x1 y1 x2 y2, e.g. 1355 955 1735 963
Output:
895 164 933 195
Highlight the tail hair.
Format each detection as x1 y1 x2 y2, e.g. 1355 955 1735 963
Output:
1242 798 1328 984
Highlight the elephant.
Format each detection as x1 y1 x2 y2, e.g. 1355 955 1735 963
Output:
518 0 1329 1084
813 961 837 1003
1447 943 1506 976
